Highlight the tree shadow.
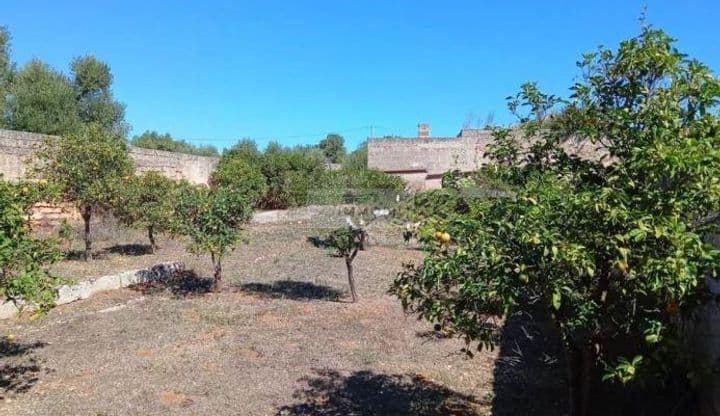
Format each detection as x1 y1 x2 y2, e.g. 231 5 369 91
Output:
490 309 568 416
307 236 330 249
130 269 214 297
0 340 49 399
277 369 482 415
491 309 692 416
102 243 154 256
237 280 343 302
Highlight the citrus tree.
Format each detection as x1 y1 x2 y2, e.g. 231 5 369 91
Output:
173 184 253 288
112 171 175 253
391 27 720 415
324 223 367 303
0 178 62 311
34 123 133 260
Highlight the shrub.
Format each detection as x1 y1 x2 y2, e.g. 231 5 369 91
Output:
210 157 267 204
0 178 62 312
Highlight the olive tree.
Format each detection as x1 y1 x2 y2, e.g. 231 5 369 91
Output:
35 123 133 260
173 185 253 288
112 171 175 253
391 27 720 416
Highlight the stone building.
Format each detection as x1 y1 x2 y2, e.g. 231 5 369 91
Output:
368 124 605 190
368 125 493 190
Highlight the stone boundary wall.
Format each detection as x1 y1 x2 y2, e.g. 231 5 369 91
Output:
0 261 184 319
0 128 219 185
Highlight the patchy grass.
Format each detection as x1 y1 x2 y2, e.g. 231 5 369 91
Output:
3 221 572 415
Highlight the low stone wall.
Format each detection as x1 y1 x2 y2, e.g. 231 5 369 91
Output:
0 261 184 320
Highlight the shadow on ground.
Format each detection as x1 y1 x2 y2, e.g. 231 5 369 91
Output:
0 340 49 399
490 309 568 416
102 243 154 256
276 369 482 415
491 309 690 416
130 269 214 297
237 280 343 302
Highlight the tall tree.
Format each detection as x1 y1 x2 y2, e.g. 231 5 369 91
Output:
5 59 79 135
71 55 128 137
0 26 14 125
319 133 346 163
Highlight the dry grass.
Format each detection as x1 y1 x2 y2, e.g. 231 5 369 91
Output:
2 220 572 415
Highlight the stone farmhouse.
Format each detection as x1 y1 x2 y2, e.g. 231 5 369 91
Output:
368 123 603 190
368 124 494 190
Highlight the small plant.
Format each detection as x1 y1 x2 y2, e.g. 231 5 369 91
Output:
324 221 367 303
57 219 75 253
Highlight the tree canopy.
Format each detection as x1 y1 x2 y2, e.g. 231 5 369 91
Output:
391 27 720 415
130 130 219 156
319 133 346 163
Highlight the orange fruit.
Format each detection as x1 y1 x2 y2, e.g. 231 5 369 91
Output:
440 232 451 243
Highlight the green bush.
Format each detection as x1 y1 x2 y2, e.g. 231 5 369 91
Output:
210 157 267 204
0 178 62 312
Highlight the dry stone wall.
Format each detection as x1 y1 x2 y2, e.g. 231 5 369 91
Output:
0 128 219 184
0 128 219 224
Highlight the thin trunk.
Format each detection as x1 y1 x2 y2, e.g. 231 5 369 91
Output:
147 225 156 254
81 205 92 262
211 253 222 291
568 344 593 416
345 257 357 303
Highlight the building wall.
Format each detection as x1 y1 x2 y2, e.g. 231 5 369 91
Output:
367 132 493 190
0 128 219 184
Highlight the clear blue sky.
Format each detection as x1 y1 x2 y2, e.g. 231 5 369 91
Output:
4 1 719 150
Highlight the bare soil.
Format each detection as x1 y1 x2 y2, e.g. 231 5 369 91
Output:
2 221 569 415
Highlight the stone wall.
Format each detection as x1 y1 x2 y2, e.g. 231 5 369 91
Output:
367 132 493 186
0 128 219 185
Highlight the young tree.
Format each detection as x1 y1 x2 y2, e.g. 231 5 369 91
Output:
34 123 133 261
324 221 367 303
112 171 175 253
173 185 253 288
0 178 62 311
391 27 720 416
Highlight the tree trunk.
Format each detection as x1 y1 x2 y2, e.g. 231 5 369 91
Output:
345 257 357 303
211 253 222 291
81 205 92 262
147 225 156 254
568 344 594 416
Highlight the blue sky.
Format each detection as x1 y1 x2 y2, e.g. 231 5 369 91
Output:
4 1 719 150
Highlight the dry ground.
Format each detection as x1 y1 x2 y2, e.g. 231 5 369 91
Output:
2 221 569 415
